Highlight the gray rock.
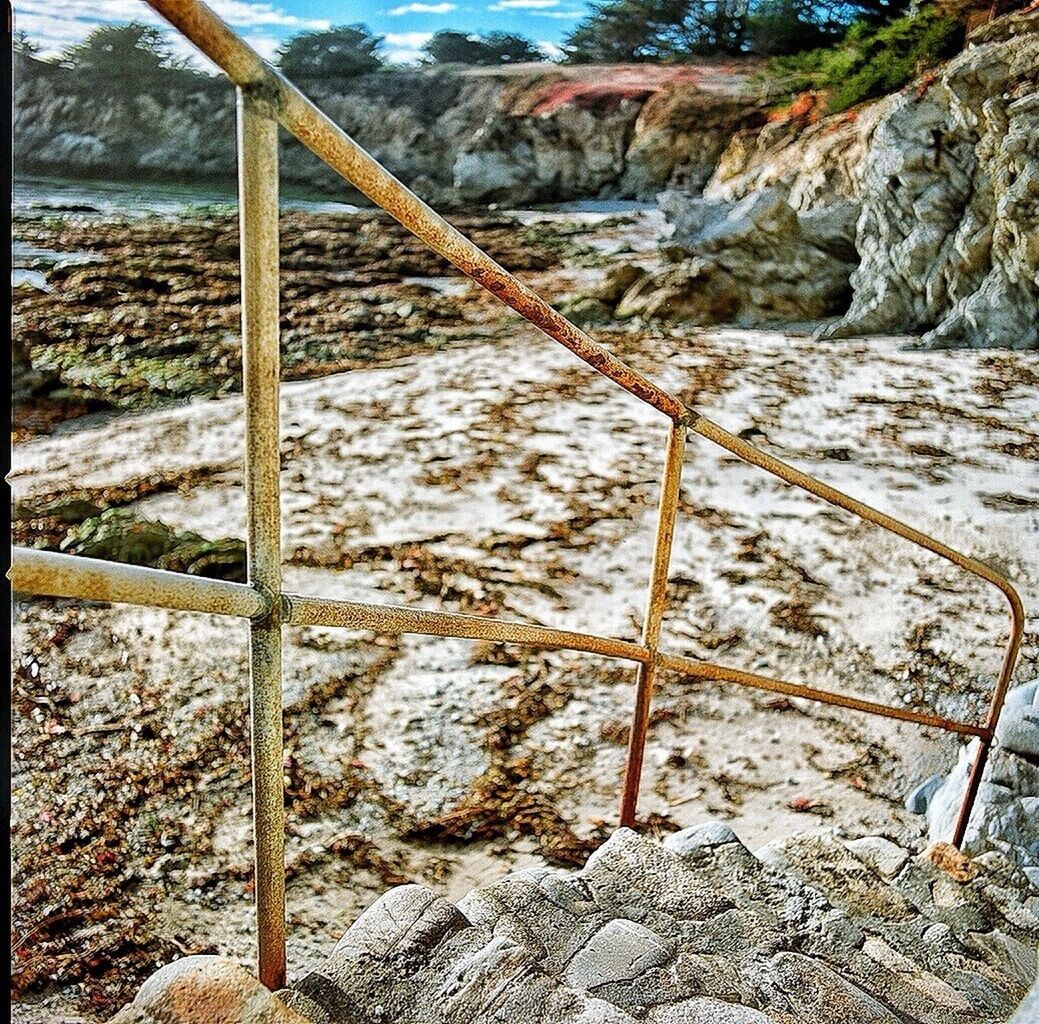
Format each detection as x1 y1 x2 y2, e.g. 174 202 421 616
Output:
1004 680 1038 711
906 774 945 814
663 821 740 856
997 701 1039 760
766 951 899 1023
846 836 911 879
1009 976 1039 1024
819 13 1039 349
615 185 858 326
562 919 674 991
646 995 773 1023
331 883 468 960
925 680 1039 869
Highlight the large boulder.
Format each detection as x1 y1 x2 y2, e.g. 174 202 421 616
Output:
614 186 857 325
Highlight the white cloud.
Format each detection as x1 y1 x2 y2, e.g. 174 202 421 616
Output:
386 48 427 63
390 2 457 13
537 40 564 59
201 1 329 29
12 0 328 69
487 1 581 14
384 31 435 48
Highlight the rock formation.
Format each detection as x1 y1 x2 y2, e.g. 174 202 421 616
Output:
908 679 1039 885
608 11 1039 348
821 11 1039 349
13 59 766 209
113 824 1038 1024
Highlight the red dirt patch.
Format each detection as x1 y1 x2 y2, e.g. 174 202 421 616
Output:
528 81 656 116
517 65 709 117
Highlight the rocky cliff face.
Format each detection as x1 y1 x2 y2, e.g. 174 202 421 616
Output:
13 58 766 208
822 11 1039 349
610 11 1039 349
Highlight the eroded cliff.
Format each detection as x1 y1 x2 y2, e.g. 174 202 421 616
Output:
610 10 1039 348
13 57 767 208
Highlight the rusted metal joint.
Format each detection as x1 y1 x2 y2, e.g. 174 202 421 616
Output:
247 582 280 624
279 592 294 623
241 79 282 120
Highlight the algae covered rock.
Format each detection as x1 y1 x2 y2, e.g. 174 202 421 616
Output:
59 508 246 581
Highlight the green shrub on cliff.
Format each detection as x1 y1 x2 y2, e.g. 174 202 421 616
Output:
770 7 963 111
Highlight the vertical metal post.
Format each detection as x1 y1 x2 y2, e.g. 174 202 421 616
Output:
950 611 1024 847
237 87 286 991
620 422 686 828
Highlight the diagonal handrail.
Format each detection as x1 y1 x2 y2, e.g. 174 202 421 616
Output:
8 0 1025 990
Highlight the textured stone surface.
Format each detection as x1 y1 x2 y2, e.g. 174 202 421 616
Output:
14 57 766 208
109 956 310 1024
613 12 1038 346
609 93 889 327
614 184 859 326
274 824 1035 1024
820 11 1039 348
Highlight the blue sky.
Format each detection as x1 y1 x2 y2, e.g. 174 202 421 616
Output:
13 1 593 66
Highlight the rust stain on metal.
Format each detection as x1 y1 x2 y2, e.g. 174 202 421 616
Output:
6 0 1025 988
656 652 991 739
620 422 685 827
9 548 268 619
238 91 286 992
284 593 651 664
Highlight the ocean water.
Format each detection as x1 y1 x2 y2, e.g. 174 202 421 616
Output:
13 173 360 219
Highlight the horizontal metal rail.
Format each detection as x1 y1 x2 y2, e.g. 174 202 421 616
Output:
657 652 990 738
284 593 650 663
8 0 1024 992
9 548 268 619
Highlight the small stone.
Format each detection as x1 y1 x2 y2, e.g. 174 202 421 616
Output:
846 836 909 879
109 955 308 1024
997 706 1039 760
925 842 979 883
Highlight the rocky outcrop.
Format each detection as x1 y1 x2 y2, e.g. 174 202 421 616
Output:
598 96 894 326
611 11 1039 347
281 825 1033 1023
909 679 1039 884
821 10 1039 348
14 58 766 208
115 824 1038 1023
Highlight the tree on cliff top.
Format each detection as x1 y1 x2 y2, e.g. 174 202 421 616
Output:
564 0 751 60
563 0 917 60
423 30 546 65
61 23 189 82
277 25 384 80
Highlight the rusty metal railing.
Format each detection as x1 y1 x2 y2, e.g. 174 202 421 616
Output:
8 0 1025 991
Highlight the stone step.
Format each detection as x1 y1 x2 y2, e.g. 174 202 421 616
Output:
755 833 1036 1024
279 824 1035 1024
